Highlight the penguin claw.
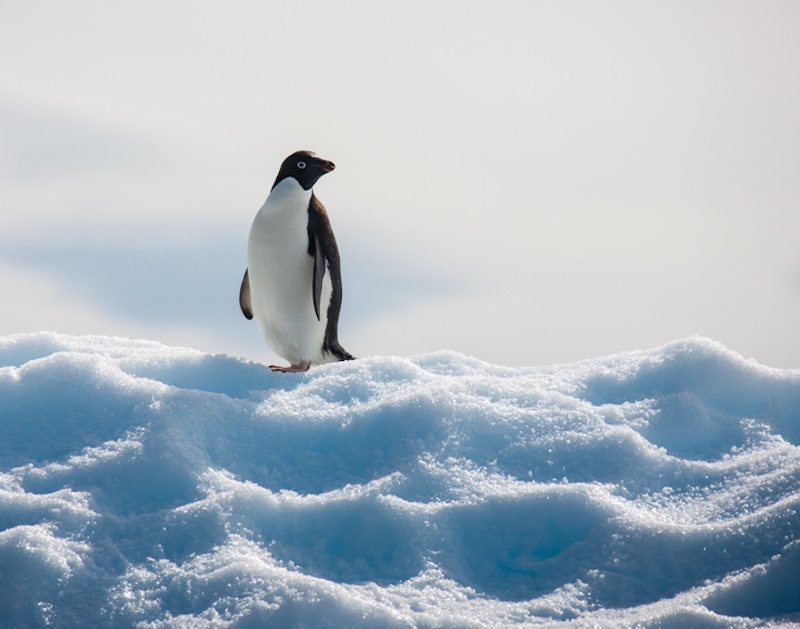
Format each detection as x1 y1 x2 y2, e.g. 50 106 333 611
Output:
269 361 311 373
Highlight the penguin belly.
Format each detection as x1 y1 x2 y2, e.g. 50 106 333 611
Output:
247 179 334 365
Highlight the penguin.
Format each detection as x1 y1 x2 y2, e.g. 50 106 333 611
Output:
239 150 354 372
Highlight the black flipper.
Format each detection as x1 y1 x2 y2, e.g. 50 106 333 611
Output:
307 193 355 362
239 269 253 320
312 234 326 321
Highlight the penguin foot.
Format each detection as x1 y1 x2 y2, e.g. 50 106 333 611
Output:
270 360 311 373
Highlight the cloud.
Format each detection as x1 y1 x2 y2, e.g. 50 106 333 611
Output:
0 99 156 181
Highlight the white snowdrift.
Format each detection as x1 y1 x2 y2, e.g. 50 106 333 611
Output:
1 332 799 628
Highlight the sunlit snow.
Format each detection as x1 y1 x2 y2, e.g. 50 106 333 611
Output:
1 332 799 628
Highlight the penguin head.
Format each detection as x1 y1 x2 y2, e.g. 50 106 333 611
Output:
272 150 335 191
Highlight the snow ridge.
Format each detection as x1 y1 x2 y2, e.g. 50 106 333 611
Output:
1 332 799 627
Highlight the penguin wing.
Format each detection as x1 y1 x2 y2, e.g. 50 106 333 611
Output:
307 193 355 361
312 234 326 321
239 269 253 320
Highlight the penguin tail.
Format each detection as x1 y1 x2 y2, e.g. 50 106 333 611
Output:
325 342 355 362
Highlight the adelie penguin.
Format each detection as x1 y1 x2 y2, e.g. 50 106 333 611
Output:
239 150 354 372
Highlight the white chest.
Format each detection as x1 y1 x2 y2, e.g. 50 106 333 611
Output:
246 178 330 363
248 179 312 268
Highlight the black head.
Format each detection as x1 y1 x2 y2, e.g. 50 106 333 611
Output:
272 150 335 191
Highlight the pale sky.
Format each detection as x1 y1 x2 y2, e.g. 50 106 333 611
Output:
1 1 799 368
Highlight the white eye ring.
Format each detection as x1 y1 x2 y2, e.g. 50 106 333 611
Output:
297 161 307 169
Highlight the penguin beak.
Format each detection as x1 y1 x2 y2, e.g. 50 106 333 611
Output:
320 160 335 173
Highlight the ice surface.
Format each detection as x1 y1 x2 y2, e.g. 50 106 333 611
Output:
1 332 799 628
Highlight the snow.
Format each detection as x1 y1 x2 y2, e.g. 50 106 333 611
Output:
1 332 799 628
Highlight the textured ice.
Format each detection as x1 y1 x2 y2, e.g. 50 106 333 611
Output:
1 332 799 628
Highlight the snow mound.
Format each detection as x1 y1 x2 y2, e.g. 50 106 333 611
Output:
1 332 799 628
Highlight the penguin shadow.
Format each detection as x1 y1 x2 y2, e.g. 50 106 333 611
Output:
121 353 307 399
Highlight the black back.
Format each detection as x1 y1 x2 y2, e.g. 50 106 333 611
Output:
307 194 354 362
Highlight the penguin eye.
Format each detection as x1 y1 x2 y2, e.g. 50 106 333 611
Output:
297 161 307 169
